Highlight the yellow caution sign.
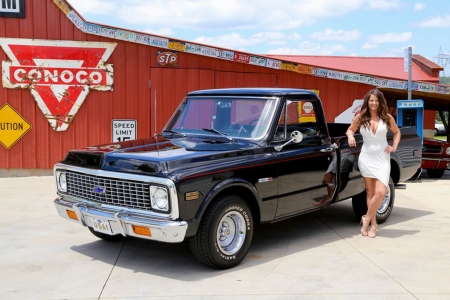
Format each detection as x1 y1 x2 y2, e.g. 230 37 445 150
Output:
0 103 32 149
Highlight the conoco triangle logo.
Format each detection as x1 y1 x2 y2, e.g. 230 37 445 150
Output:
0 38 117 131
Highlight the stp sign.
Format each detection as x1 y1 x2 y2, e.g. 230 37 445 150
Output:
157 51 178 67
0 38 117 131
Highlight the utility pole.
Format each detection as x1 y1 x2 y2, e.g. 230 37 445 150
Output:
404 47 412 100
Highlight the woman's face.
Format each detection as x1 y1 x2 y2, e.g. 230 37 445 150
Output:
368 94 379 112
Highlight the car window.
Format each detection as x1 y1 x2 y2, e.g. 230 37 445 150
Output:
274 99 320 141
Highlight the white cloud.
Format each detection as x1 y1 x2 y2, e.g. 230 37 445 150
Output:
367 32 412 44
193 31 301 50
367 0 400 10
194 33 255 50
69 0 119 16
68 0 366 31
267 41 345 55
310 28 360 41
380 46 413 57
416 15 450 27
413 3 425 11
362 42 377 49
144 27 175 37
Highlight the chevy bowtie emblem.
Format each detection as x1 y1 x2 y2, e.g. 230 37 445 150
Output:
0 38 117 131
93 186 106 194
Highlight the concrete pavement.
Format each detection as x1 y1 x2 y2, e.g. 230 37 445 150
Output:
0 171 449 300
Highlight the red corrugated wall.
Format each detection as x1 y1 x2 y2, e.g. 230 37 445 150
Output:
0 0 432 170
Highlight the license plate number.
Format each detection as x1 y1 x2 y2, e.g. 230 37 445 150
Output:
91 217 112 234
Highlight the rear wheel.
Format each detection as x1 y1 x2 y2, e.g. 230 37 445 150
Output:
426 168 445 178
352 177 395 224
88 227 126 242
190 194 253 269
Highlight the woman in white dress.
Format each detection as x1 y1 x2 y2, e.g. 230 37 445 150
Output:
346 89 401 238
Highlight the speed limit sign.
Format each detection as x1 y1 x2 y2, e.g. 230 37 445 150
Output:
112 119 137 142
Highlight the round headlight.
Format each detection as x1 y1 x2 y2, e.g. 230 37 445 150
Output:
446 147 450 155
150 186 169 211
57 171 67 192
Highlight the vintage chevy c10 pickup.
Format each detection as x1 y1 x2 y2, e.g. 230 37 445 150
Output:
54 88 422 269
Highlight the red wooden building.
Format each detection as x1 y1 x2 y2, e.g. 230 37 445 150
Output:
0 0 448 174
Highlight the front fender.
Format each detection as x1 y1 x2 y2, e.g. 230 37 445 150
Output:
185 178 262 238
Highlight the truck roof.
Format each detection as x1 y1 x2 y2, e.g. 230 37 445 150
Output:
187 88 318 97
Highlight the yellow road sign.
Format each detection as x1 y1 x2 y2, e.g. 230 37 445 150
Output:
0 103 32 149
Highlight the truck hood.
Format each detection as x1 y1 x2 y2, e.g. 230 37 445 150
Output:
61 135 261 176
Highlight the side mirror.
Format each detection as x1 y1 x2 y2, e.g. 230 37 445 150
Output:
274 130 303 151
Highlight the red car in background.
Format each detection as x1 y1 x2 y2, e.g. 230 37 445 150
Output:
421 138 450 178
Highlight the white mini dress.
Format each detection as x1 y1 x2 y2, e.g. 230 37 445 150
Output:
358 119 390 187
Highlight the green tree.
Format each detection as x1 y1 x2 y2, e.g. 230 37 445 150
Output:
440 76 450 84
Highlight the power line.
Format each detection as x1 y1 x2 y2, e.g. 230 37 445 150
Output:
434 47 450 76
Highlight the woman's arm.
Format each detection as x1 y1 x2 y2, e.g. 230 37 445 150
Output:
346 114 360 147
388 114 401 152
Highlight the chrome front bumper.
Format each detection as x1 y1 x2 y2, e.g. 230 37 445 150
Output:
54 197 188 243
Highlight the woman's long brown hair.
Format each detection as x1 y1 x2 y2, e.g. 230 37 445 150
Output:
358 88 391 129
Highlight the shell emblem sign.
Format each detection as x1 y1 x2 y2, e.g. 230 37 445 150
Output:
0 38 117 131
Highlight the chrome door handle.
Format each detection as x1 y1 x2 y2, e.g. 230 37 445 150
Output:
320 143 338 152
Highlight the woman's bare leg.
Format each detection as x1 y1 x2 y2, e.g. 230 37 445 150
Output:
361 177 376 236
369 216 378 238
365 179 386 237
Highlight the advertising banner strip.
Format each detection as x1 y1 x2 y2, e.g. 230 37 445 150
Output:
53 0 70 15
53 0 449 96
249 56 267 67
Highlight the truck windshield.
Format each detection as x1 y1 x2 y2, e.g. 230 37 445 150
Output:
167 96 279 139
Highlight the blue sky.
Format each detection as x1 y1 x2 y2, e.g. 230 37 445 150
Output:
68 0 450 75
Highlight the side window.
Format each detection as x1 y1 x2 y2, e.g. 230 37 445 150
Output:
275 99 320 140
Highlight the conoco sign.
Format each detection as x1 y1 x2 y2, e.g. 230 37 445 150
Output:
0 38 117 131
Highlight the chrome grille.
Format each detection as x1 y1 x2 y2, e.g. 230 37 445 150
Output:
66 171 152 210
423 144 443 154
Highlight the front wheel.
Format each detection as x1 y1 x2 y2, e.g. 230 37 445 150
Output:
190 195 254 269
352 177 395 224
426 168 445 178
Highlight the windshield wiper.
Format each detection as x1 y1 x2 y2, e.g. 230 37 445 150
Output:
201 128 233 141
161 130 186 137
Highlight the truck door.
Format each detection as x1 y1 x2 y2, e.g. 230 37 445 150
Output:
274 98 338 218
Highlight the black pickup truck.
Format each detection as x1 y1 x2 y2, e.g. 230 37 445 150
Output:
53 88 422 269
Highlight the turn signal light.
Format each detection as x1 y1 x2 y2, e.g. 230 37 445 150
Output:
66 210 78 220
132 225 151 236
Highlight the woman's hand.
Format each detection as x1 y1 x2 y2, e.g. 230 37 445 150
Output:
348 136 356 147
346 114 360 148
385 145 396 153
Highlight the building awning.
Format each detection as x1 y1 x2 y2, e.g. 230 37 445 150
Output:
379 88 450 111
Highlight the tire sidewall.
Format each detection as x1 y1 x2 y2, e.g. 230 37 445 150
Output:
352 177 395 224
376 178 395 223
426 168 445 178
208 197 253 268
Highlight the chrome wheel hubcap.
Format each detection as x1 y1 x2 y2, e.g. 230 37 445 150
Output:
217 211 246 255
377 184 391 214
